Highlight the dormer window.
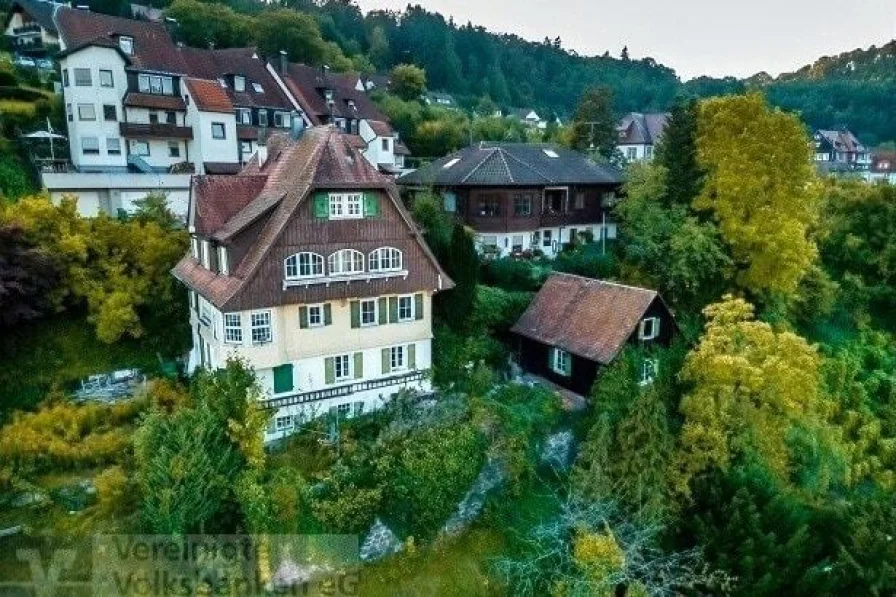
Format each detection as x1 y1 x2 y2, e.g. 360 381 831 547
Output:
119 35 134 55
443 157 461 169
218 245 229 276
218 78 227 88
252 82 263 93
347 99 356 110
234 75 245 92
324 89 334 102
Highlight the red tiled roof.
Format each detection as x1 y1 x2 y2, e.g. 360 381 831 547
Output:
183 78 233 113
178 47 295 110
511 273 661 365
123 93 186 111
174 126 450 310
283 63 387 123
367 119 393 137
871 152 896 172
191 175 268 235
55 7 189 73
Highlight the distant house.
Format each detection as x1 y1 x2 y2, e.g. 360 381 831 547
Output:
515 108 546 129
398 142 623 258
352 73 390 94
616 112 669 162
813 129 871 171
423 91 457 109
3 0 62 55
511 274 676 396
866 151 896 184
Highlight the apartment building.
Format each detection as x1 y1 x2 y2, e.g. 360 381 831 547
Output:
42 6 408 217
173 126 451 442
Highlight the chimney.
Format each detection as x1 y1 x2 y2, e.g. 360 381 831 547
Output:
279 50 288 75
290 112 304 140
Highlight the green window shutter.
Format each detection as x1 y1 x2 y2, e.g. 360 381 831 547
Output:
273 364 293 393
299 306 308 329
323 303 332 326
350 300 360 328
389 297 398 323
324 357 335 385
381 348 390 374
565 356 572 377
313 192 329 219
378 297 388 325
363 192 380 218
354 352 363 379
414 293 424 320
407 343 416 370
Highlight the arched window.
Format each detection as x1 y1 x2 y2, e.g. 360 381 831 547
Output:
328 249 364 276
284 252 324 280
368 247 402 272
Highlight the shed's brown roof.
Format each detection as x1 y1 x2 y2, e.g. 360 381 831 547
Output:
511 273 659 365
183 78 233 113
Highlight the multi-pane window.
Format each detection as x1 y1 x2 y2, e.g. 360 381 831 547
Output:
478 195 500 217
328 249 364 276
368 247 402 272
81 136 99 155
74 68 91 86
328 193 363 219
390 345 405 371
138 74 173 95
251 311 272 344
274 111 291 128
551 347 571 376
284 252 324 279
639 317 660 341
543 230 553 247
99 69 113 87
626 147 637 161
337 403 351 418
513 194 532 217
224 313 242 343
334 354 350 381
106 137 121 155
258 110 268 127
397 295 413 322
236 108 251 125
308 304 323 327
211 123 226 139
360 299 377 326
77 104 96 121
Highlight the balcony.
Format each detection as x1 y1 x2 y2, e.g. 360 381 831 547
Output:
119 122 193 140
282 269 409 290
12 23 41 36
262 370 427 410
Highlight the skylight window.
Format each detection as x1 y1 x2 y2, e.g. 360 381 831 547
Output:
252 82 264 93
443 157 461 169
542 148 559 158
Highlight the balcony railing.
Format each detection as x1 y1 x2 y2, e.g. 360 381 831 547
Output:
282 269 409 290
12 23 42 35
119 122 193 140
262 370 427 410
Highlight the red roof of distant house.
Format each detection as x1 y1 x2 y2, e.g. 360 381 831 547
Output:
511 273 663 365
183 78 233 113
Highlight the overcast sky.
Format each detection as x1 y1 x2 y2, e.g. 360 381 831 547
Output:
355 0 896 80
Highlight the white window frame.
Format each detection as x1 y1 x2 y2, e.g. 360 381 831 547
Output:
284 252 324 280
132 140 150 157
236 108 251 125
250 311 272 345
200 240 211 269
199 296 212 325
640 359 658 386
639 316 660 341
360 298 377 327
368 247 402 272
217 245 229 275
307 304 324 328
106 137 121 155
328 192 363 220
333 354 351 382
77 103 96 121
119 35 133 55
138 74 150 93
234 75 245 92
73 68 91 86
81 136 99 155
223 313 242 344
99 69 113 88
258 110 268 127
397 295 414 322
275 415 293 431
211 122 226 140
551 347 571 376
190 237 199 259
328 249 364 276
390 345 406 372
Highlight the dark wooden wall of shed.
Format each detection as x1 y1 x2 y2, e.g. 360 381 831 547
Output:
227 188 444 311
517 336 601 397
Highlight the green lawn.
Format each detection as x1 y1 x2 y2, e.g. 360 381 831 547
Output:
0 314 172 420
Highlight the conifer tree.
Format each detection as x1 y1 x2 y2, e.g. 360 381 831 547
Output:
655 99 703 208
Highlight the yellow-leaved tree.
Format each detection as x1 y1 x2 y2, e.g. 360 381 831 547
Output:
695 93 820 297
673 295 824 497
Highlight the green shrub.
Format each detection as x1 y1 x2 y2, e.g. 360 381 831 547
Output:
481 258 545 291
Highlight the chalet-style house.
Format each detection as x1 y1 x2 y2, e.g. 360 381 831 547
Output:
398 142 623 258
866 152 896 184
3 0 61 56
31 5 408 217
172 126 452 442
813 129 871 172
511 274 676 396
616 112 669 162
